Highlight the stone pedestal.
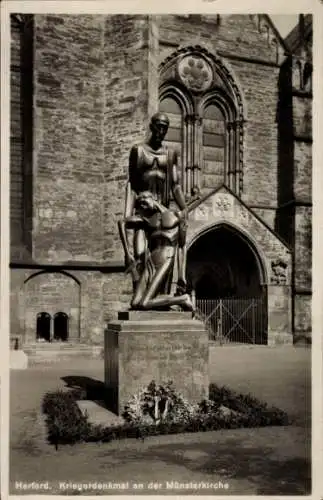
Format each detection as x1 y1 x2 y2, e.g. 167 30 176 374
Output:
104 311 209 415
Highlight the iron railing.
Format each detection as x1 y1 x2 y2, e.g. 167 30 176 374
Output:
195 296 267 345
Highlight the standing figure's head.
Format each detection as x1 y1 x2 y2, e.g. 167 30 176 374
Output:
149 112 170 145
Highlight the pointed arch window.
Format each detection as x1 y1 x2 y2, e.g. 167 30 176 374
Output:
201 103 226 190
159 48 245 200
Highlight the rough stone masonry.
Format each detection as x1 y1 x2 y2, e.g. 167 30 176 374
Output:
10 14 312 348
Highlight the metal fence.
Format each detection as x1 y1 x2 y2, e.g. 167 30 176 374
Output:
195 296 267 345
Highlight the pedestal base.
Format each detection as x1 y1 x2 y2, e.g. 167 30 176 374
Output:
104 311 209 415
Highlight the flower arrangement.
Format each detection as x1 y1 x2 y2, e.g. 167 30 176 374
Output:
122 380 201 425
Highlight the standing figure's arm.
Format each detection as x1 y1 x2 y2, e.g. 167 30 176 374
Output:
169 150 188 248
120 145 139 269
118 219 133 265
124 145 138 218
168 150 188 293
170 150 187 212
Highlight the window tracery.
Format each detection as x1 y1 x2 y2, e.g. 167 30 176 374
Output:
159 46 245 200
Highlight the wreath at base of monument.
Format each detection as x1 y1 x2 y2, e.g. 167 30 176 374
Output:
122 381 203 425
42 382 289 449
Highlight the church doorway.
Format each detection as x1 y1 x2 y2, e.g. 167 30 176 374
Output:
36 312 51 342
53 312 69 342
187 224 268 344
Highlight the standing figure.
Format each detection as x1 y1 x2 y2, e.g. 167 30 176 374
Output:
118 112 189 302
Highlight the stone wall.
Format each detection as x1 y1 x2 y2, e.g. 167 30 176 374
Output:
293 95 312 139
292 91 312 338
10 268 132 346
32 15 157 264
10 20 24 247
252 208 276 229
293 142 312 201
229 60 279 211
267 286 292 344
10 269 27 343
24 271 80 342
157 15 281 213
9 14 312 344
294 294 311 339
16 14 286 265
33 15 106 262
157 15 283 64
294 206 312 291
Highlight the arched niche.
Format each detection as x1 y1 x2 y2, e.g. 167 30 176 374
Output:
24 271 80 343
53 312 69 342
36 312 51 342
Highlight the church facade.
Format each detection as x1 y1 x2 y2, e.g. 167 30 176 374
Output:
9 14 312 349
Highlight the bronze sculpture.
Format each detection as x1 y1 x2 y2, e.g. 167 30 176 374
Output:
118 112 194 311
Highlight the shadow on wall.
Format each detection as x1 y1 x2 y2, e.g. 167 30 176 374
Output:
10 15 34 254
275 56 295 248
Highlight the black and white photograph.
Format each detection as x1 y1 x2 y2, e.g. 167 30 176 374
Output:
2 3 317 496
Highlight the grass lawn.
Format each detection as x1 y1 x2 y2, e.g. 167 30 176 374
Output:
10 345 311 495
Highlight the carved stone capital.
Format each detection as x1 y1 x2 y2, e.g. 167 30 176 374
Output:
185 114 202 126
227 121 237 132
271 258 288 285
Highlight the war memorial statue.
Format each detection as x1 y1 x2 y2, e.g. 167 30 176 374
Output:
118 112 194 312
105 113 209 414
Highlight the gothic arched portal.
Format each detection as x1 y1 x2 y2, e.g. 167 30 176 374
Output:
187 224 268 344
187 225 265 298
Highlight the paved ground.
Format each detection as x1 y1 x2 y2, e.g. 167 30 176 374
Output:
10 345 311 495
